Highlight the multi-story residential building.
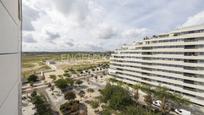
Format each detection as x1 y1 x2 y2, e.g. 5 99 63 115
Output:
0 0 21 115
109 25 204 106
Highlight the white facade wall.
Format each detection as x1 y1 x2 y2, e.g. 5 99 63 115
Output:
0 0 21 115
109 25 204 106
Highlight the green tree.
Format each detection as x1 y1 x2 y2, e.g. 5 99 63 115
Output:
27 74 38 83
101 84 132 110
140 85 153 107
154 86 172 114
169 92 190 109
31 94 52 115
54 79 68 89
133 84 141 103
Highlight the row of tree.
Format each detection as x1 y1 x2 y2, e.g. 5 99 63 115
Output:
109 78 190 114
99 83 161 115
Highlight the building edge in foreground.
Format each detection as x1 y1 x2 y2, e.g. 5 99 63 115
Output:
0 0 22 115
109 25 204 107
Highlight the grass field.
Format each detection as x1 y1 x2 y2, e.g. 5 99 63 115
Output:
22 52 110 78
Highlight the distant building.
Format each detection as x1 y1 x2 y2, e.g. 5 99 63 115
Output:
0 0 21 115
46 60 56 65
46 60 57 70
109 25 204 106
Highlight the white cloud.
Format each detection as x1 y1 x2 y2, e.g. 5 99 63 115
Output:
22 0 204 52
182 11 204 27
23 34 36 43
22 0 147 52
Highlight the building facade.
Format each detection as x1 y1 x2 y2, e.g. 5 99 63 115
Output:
109 25 204 106
0 0 21 115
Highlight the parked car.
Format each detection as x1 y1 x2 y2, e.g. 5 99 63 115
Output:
152 100 161 108
175 109 191 115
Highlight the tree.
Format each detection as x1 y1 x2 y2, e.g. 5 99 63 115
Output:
133 84 141 103
100 84 132 110
64 92 76 100
31 94 52 115
154 86 172 114
140 85 153 107
27 74 38 83
169 92 190 109
120 105 161 115
54 79 68 89
144 94 153 107
133 90 139 103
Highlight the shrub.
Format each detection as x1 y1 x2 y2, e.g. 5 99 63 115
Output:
79 90 85 97
75 80 83 86
87 88 94 93
64 92 76 100
49 75 56 80
31 91 37 97
101 109 111 115
90 100 99 109
60 100 80 114
66 78 74 86
63 73 71 77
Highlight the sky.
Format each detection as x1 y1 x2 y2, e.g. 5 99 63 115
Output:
22 0 204 52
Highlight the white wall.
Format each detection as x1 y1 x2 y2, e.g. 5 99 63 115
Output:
0 0 21 115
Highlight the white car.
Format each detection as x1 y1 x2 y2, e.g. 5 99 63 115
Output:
152 100 161 107
175 109 191 115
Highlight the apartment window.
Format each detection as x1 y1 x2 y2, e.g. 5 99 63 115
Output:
184 52 197 56
184 45 196 49
183 79 195 84
183 86 196 91
184 38 197 42
184 59 198 63
183 73 197 78
183 66 197 70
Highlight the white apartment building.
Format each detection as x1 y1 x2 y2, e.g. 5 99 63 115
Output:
0 0 21 115
109 25 204 106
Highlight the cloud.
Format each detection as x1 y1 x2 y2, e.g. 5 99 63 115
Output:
46 31 60 40
87 44 104 51
23 34 37 43
51 0 89 21
181 11 204 27
92 23 117 39
22 5 40 31
22 0 204 52
66 42 74 47
122 28 147 38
